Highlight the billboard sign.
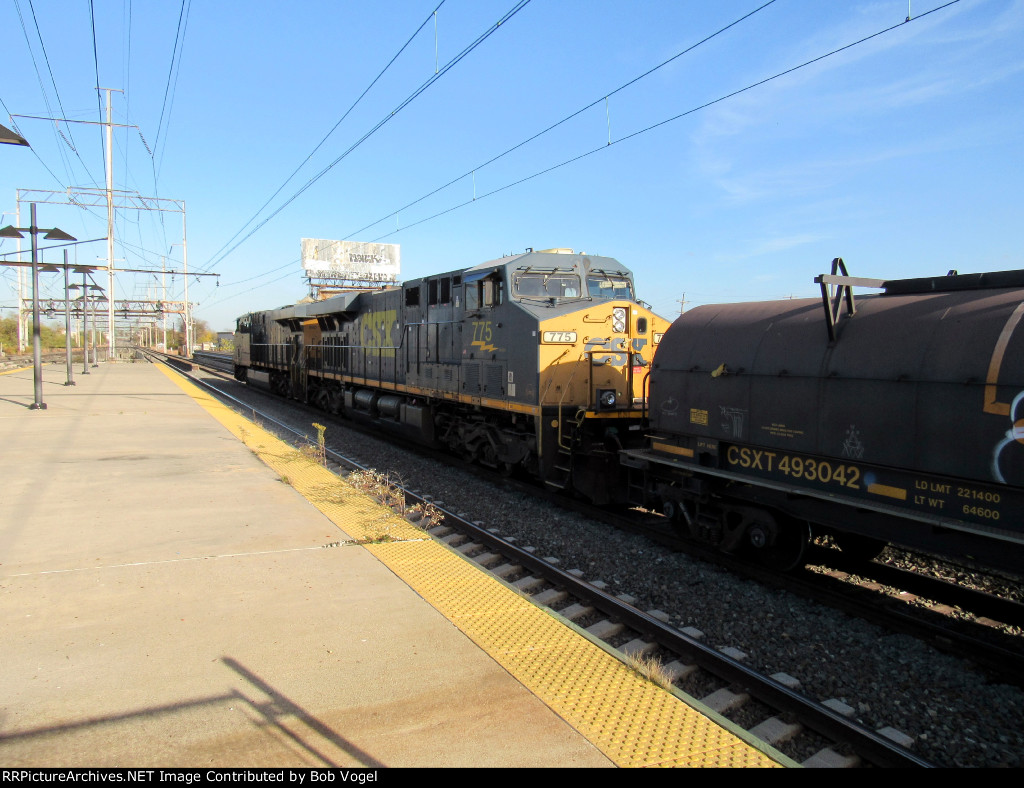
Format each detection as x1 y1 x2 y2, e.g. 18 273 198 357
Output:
301 239 400 282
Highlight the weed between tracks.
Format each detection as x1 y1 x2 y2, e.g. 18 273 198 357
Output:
243 419 445 543
299 422 328 466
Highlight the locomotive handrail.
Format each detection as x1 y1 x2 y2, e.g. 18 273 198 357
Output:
556 354 586 452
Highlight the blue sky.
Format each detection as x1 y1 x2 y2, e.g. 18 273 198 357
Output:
2 0 1022 332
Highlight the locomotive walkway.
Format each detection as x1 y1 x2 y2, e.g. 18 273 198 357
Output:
0 360 787 768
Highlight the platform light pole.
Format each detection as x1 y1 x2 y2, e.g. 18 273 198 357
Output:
169 242 190 357
0 204 77 409
68 282 89 374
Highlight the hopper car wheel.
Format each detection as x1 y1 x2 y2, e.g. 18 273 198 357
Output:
754 517 810 572
833 533 886 563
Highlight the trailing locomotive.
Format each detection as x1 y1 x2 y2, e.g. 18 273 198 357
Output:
624 262 1024 571
234 249 671 501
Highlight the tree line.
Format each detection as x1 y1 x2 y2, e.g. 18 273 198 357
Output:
0 315 226 354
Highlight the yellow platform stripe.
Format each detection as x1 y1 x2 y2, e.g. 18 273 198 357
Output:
0 366 33 376
156 364 790 768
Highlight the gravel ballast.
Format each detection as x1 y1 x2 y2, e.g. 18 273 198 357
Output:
262 398 1024 768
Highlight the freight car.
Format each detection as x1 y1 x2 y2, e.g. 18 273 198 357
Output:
623 261 1024 572
234 249 671 501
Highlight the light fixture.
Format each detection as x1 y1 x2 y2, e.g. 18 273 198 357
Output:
0 123 29 147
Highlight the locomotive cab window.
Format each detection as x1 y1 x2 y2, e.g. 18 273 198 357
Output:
514 272 580 299
587 274 633 300
405 286 420 307
465 272 504 310
483 277 503 307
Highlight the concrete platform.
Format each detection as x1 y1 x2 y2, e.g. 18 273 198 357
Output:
0 361 613 767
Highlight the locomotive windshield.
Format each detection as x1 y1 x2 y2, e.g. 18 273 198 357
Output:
586 274 633 299
513 271 635 301
513 272 581 299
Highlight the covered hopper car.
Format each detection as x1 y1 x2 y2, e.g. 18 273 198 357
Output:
624 262 1024 571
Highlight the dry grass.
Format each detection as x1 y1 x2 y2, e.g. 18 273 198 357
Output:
622 651 676 691
346 468 444 531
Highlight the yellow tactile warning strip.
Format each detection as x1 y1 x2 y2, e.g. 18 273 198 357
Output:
156 364 791 768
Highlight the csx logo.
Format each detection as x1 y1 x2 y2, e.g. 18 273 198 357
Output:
585 337 647 367
360 308 397 357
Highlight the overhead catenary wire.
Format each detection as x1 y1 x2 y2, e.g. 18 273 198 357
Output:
153 0 191 165
0 95 69 190
203 0 449 270
201 0 937 313
12 0 79 188
363 1 962 243
342 0 780 243
204 0 534 273
88 0 105 175
19 0 101 186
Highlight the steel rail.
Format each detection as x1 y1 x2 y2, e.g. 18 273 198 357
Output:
147 349 932 768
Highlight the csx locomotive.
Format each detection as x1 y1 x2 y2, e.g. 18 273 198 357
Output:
626 262 1024 571
234 249 671 502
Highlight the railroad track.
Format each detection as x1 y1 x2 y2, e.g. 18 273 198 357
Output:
190 349 234 374
149 350 938 767
608 514 1024 685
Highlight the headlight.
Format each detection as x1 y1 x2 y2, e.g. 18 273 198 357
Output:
599 390 616 408
612 307 626 333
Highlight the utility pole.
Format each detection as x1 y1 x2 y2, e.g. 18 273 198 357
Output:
16 204 25 352
161 256 168 350
100 87 122 357
677 292 688 315
9 97 195 357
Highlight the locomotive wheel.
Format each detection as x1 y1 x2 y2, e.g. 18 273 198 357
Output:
833 533 886 563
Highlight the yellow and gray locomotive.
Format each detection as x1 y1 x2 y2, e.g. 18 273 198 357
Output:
234 249 671 500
